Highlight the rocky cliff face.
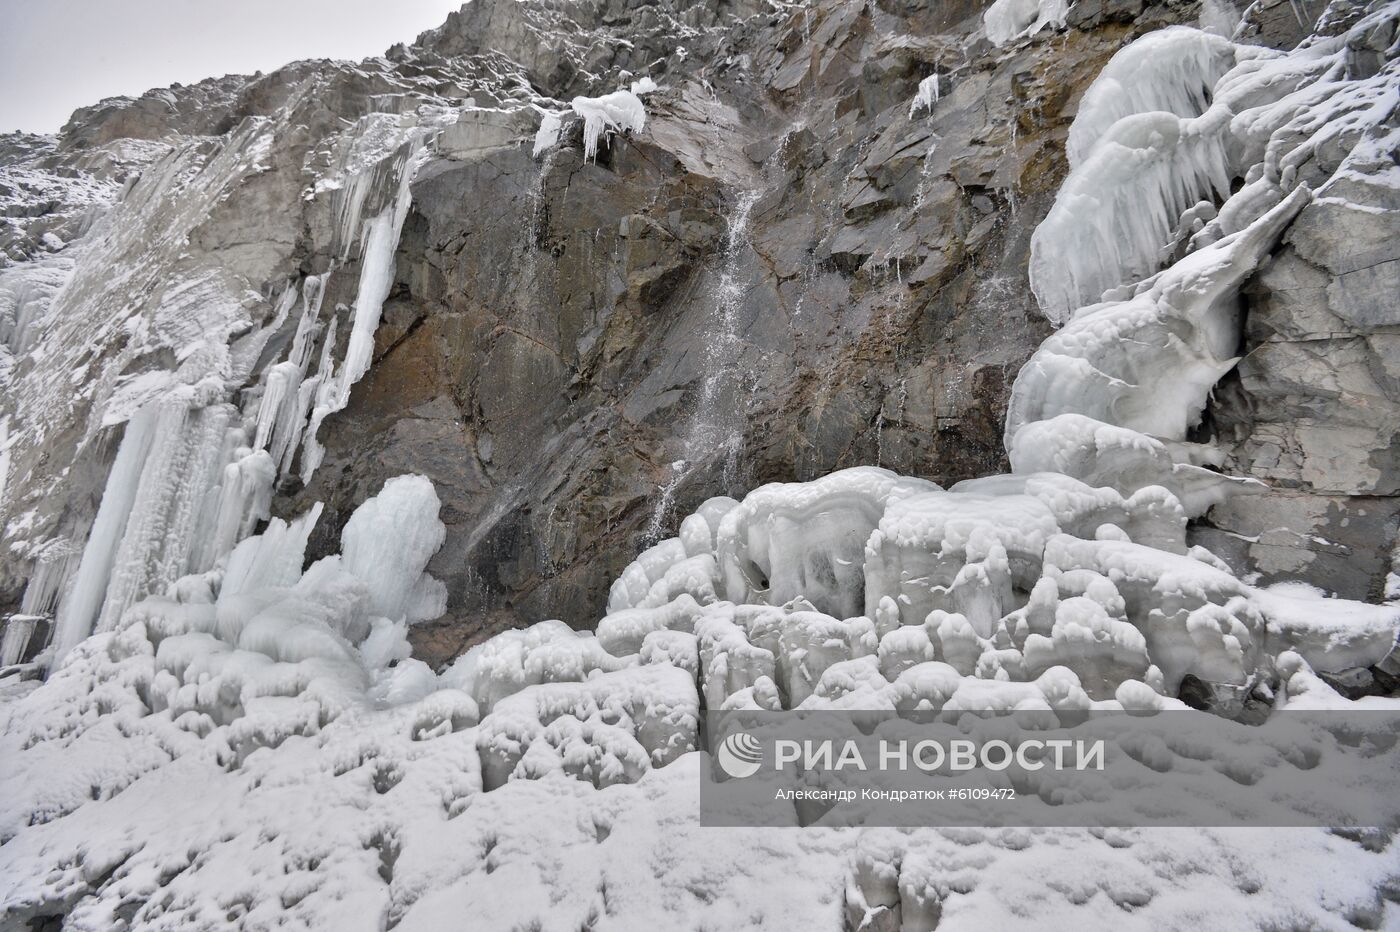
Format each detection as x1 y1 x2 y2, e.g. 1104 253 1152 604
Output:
274 0 1224 665
1202 113 1400 600
7 3 1400 929
1 0 1397 670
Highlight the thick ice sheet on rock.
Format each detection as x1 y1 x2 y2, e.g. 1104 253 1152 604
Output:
1065 27 1253 168
983 0 1069 46
1031 11 1400 322
1006 188 1308 516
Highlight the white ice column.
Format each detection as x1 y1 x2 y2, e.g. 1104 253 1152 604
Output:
95 397 234 632
51 406 159 660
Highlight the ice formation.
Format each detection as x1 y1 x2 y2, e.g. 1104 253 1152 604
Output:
6 448 1400 925
1198 0 1242 38
983 0 1070 47
4 3 1400 930
570 90 648 161
909 75 941 117
299 139 430 483
1031 15 1400 322
338 474 447 625
1063 27 1248 168
532 108 563 158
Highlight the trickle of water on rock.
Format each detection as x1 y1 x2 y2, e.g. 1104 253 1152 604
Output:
646 191 760 542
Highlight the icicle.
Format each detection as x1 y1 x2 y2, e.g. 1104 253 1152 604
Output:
277 376 321 476
0 415 10 515
909 75 941 118
253 361 302 453
1030 109 1234 323
19 543 80 617
52 406 159 661
300 146 423 483
570 90 647 162
286 273 328 372
220 502 323 600
188 446 275 575
95 398 234 633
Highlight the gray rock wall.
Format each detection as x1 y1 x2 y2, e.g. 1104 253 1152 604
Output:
1200 110 1400 600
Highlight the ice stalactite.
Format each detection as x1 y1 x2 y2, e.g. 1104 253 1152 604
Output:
248 277 328 479
46 124 433 662
17 544 80 619
1031 109 1236 323
300 144 426 484
0 416 9 516
94 396 235 634
909 75 941 118
50 406 158 661
252 361 300 453
1064 27 1248 167
50 391 277 662
532 81 653 163
570 89 649 161
255 275 331 478
185 446 276 576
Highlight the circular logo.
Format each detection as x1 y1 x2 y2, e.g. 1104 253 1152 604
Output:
717 731 763 779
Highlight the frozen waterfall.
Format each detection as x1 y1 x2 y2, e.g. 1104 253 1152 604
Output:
3 3 1400 929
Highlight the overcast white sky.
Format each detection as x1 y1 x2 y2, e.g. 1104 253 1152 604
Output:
0 0 467 134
